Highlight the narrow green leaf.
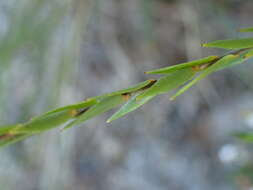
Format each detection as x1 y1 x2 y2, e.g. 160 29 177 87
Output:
170 54 242 100
107 94 154 123
41 98 97 117
214 51 253 71
0 125 30 148
145 56 218 74
64 95 126 130
203 38 253 49
239 27 253 32
0 124 22 135
19 110 75 133
137 68 196 100
93 79 156 99
8 81 157 133
0 134 31 148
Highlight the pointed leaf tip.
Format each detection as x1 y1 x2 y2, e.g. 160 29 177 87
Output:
170 52 251 100
107 94 154 122
203 38 253 49
146 56 217 75
63 95 125 130
137 68 195 100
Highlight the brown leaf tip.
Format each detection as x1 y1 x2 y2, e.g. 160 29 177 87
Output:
122 93 131 101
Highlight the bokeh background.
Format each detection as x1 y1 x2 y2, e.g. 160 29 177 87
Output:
0 0 253 189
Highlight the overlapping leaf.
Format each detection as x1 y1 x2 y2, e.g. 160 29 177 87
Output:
137 68 196 99
0 124 20 135
64 95 127 130
170 54 241 100
93 79 156 100
32 80 156 123
1 27 253 148
19 110 76 133
146 56 218 74
0 124 30 147
107 94 155 123
0 134 31 147
41 98 97 117
214 50 253 71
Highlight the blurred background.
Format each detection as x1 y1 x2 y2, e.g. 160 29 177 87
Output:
0 0 253 189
